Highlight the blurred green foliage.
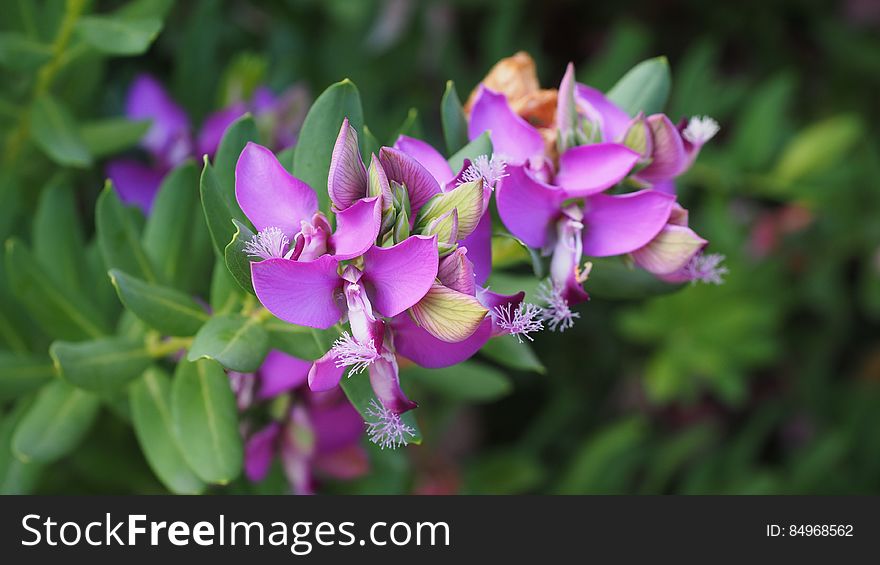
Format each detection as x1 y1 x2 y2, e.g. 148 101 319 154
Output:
1 0 879 494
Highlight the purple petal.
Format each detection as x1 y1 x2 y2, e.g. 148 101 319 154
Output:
652 179 677 195
106 159 165 213
369 356 417 413
197 103 247 158
637 114 688 182
235 142 319 238
244 423 280 482
310 395 365 453
361 235 439 317
437 247 476 295
378 146 442 215
477 288 525 336
495 164 563 248
631 224 707 276
392 314 492 368
582 189 675 257
328 117 368 210
330 196 381 260
126 74 192 167
393 135 454 186
460 213 492 286
250 86 277 113
468 86 544 164
307 350 346 392
257 350 312 400
576 83 631 142
556 143 640 197
251 255 343 328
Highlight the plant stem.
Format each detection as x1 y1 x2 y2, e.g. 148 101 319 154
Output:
147 336 194 359
3 0 87 165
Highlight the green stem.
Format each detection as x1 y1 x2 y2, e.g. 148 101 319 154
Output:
147 336 194 359
3 0 87 165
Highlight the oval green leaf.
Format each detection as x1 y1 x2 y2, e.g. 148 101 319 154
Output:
187 313 269 372
109 269 208 336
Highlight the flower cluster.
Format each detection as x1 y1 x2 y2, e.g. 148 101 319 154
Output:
236 52 724 450
107 74 308 212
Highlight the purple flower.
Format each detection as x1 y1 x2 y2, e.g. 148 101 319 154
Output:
464 58 723 326
234 350 368 495
107 74 308 213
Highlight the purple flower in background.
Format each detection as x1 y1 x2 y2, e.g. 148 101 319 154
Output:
232 350 368 495
107 74 308 213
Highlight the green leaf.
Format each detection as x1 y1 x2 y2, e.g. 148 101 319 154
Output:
480 337 545 374
109 270 208 336
80 118 150 158
0 353 55 400
117 0 175 19
730 74 794 170
0 32 52 71
131 367 206 494
587 256 683 300
97 184 161 283
293 79 364 213
403 361 512 401
0 400 43 494
201 159 250 256
30 94 92 167
607 56 671 116
214 114 259 196
360 125 381 162
224 219 256 294
188 313 269 372
556 418 648 494
264 318 332 360
12 381 100 464
75 15 162 56
340 372 422 445
50 337 152 393
142 161 212 291
441 80 468 155
447 132 492 173
5 239 109 340
773 115 863 184
171 358 243 484
392 108 422 140
209 257 245 315
32 182 89 295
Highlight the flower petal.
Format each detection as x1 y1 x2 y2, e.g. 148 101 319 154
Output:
468 86 544 164
394 135 454 186
392 314 492 368
477 288 526 336
197 103 246 157
582 189 675 257
637 114 688 181
244 423 280 482
308 350 346 392
575 83 631 142
369 355 417 413
106 159 165 213
328 117 368 210
409 283 489 343
437 247 476 295
252 255 343 328
310 392 366 453
361 235 439 317
495 164 563 248
631 224 707 275
235 142 318 237
556 142 640 197
330 196 382 260
126 74 192 166
378 146 442 216
460 213 492 286
257 350 312 400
